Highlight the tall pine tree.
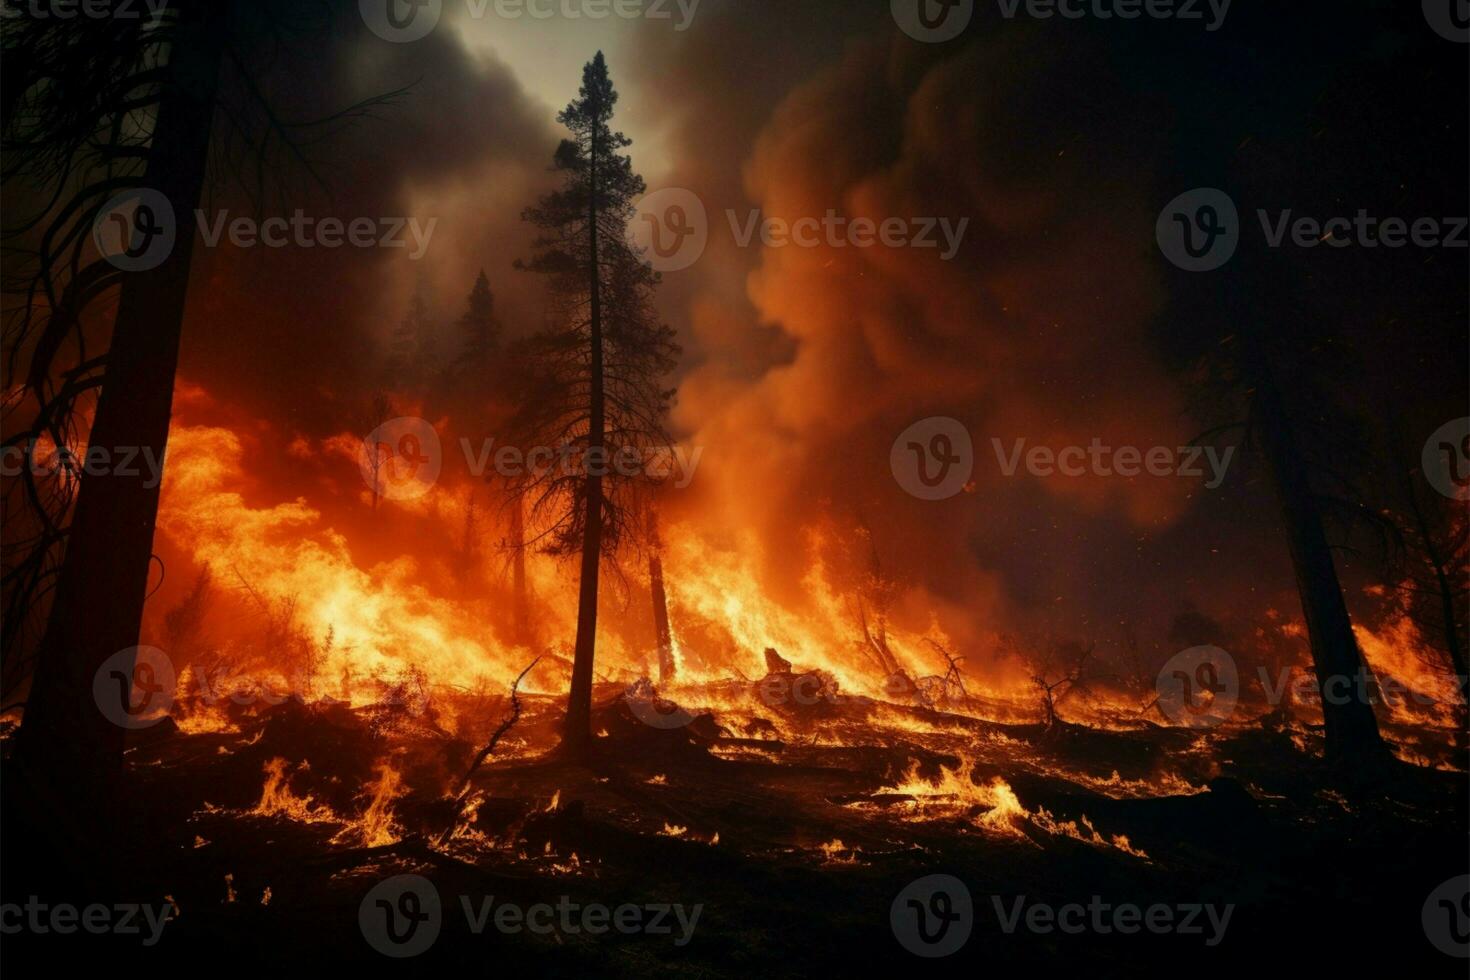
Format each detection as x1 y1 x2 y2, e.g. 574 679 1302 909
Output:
511 52 679 754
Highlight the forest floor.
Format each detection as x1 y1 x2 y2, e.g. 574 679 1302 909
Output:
1 681 1466 976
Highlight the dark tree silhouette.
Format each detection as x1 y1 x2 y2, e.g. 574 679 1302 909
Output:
1 0 404 809
510 52 678 753
1157 63 1470 763
5 0 232 794
455 268 501 376
386 281 435 389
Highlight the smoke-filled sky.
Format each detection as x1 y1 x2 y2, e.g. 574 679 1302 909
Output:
158 0 1466 684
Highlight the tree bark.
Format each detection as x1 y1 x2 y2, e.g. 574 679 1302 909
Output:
650 551 674 684
15 0 228 795
1255 374 1388 762
563 110 604 754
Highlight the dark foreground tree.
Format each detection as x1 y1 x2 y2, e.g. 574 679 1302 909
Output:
4 0 232 796
1 1 402 814
511 52 678 754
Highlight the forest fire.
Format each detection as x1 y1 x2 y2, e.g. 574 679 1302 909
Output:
1 1 1466 975
139 400 1466 775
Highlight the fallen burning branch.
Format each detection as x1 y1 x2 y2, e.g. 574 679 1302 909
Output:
436 656 540 845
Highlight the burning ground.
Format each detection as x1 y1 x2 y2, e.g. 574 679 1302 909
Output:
2 639 1462 973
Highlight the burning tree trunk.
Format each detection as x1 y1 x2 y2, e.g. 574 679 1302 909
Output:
650 550 675 684
15 0 228 789
1254 373 1387 763
563 77 607 757
508 490 532 647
